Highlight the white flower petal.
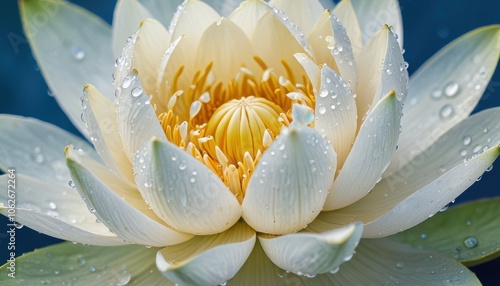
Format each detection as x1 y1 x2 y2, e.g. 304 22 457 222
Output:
132 18 170 109
387 26 500 175
134 138 241 235
66 148 193 247
156 221 256 285
269 0 324 36
315 66 357 170
0 115 97 185
229 0 270 39
166 0 219 90
195 18 256 85
116 71 167 160
332 0 362 56
308 11 339 72
350 0 403 48
294 53 321 93
242 124 336 235
20 0 113 138
82 85 134 184
112 0 151 58
228 238 479 285
138 0 183 27
323 91 400 211
0 174 124 246
356 25 407 126
316 107 500 237
363 146 500 237
259 223 362 276
230 0 311 83
308 11 358 91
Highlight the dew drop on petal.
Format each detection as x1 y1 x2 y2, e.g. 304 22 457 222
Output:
439 104 454 120
319 89 328 98
71 45 85 60
318 105 327 115
444 81 460 97
431 89 442 100
463 236 478 248
462 136 472 146
131 87 143 97
179 160 187 171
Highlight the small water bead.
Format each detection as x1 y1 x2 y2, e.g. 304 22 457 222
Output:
472 145 482 153
14 222 24 229
385 68 393 75
439 104 454 120
421 233 428 239
68 180 76 188
78 258 86 266
318 105 327 115
319 89 328 98
395 261 405 269
179 160 187 170
463 236 478 248
116 270 132 286
122 77 132 89
89 208 96 213
131 87 143 97
88 266 96 272
329 267 340 274
462 136 472 146
71 45 85 61
444 81 460 97
431 89 442 99
459 149 468 157
48 201 57 210
486 165 493 172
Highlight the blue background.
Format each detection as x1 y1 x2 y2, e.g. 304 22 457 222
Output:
0 0 499 284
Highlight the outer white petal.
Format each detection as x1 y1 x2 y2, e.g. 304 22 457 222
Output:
0 174 125 246
323 91 400 211
20 0 113 138
315 66 357 170
228 239 479 285
332 0 362 56
363 146 500 237
0 115 97 185
116 71 167 160
315 108 500 236
66 148 193 247
259 223 362 276
112 0 151 58
269 0 324 36
138 0 183 27
134 138 241 235
156 221 256 285
242 124 336 235
82 85 134 184
356 25 407 125
350 0 403 48
387 26 500 175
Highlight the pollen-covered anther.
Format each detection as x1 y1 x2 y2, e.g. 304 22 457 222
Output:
205 96 283 165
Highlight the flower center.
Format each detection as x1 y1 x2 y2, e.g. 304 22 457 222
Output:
205 96 283 165
156 57 315 201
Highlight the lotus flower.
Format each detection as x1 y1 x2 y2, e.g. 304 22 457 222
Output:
1 0 499 284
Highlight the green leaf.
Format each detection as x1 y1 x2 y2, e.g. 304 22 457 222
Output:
390 198 500 266
0 242 173 285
